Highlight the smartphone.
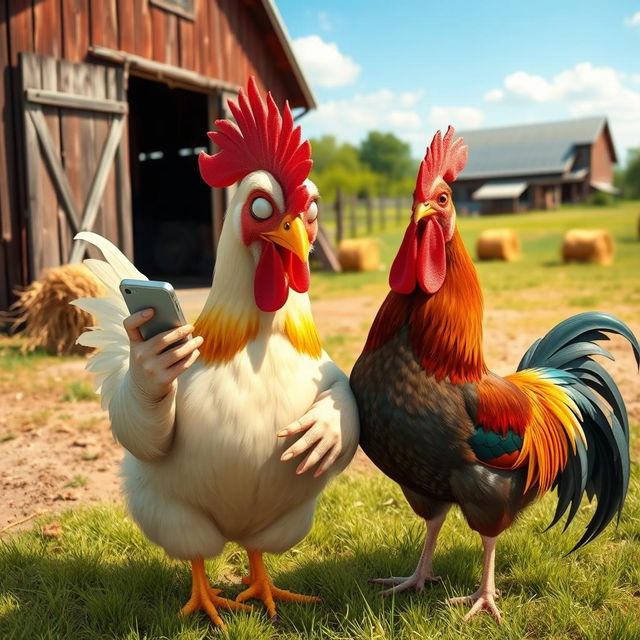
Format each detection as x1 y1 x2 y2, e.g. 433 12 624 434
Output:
119 279 188 342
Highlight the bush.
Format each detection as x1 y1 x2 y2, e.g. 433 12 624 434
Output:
588 191 617 207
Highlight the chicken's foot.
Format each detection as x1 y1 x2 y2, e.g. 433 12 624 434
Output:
448 535 502 623
236 549 321 620
370 511 447 596
181 558 251 628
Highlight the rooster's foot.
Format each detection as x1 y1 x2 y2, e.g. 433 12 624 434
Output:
181 559 251 628
237 550 321 619
369 574 441 596
448 589 502 623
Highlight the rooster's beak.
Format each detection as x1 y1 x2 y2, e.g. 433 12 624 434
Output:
261 215 309 263
414 202 436 223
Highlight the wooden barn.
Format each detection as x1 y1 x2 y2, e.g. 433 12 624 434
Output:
0 0 315 312
453 116 618 215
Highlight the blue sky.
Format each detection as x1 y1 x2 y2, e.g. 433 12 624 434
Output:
276 1 640 163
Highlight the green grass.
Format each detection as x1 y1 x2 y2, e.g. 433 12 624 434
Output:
1 435 639 639
61 380 96 403
312 201 640 317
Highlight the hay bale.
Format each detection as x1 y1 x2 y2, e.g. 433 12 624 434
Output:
476 229 521 262
9 264 105 355
338 238 380 272
562 229 614 266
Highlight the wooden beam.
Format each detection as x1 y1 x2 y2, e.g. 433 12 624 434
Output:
89 44 241 94
27 105 81 234
25 88 127 114
69 115 125 262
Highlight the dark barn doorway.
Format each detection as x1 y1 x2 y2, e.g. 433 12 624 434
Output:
128 77 213 283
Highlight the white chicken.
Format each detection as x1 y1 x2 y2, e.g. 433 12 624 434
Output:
72 78 359 628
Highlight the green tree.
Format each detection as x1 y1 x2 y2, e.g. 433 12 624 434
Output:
358 131 415 185
624 148 640 199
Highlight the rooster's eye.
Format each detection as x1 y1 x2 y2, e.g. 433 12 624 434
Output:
250 197 273 220
438 193 448 205
307 201 318 222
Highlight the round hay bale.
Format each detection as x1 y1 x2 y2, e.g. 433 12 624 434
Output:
562 229 614 266
476 229 521 262
9 264 105 355
338 238 380 272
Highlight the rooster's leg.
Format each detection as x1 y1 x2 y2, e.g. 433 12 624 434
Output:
181 558 251 628
449 535 501 623
236 549 321 620
370 510 448 596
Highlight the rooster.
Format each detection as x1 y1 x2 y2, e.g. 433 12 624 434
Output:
350 126 639 622
72 79 359 628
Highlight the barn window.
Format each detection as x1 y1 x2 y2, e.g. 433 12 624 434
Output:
149 0 195 20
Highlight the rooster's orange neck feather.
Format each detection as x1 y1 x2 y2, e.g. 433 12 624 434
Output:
365 229 486 383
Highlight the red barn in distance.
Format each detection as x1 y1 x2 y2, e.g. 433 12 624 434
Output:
0 0 315 312
452 116 618 215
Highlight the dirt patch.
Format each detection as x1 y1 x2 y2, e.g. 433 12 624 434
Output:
1 296 639 533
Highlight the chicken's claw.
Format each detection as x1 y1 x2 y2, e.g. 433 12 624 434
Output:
370 574 442 596
448 589 502 623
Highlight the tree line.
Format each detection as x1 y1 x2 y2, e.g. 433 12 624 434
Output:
309 131 418 203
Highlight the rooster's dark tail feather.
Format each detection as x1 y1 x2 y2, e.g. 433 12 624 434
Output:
518 312 639 551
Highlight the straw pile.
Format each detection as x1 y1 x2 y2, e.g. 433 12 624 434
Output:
476 229 521 262
9 264 105 355
338 238 380 271
562 229 614 266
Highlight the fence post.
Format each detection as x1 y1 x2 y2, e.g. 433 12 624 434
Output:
366 195 373 235
396 195 402 226
335 187 344 245
350 195 357 238
379 194 386 231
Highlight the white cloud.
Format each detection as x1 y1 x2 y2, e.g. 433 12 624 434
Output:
484 88 504 103
484 62 640 159
387 110 422 129
428 105 485 129
625 11 640 27
292 35 360 88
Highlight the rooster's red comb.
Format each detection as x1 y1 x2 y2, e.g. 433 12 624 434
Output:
199 77 312 197
415 126 468 201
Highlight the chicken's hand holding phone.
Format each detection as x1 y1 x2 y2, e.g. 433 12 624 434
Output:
119 279 203 402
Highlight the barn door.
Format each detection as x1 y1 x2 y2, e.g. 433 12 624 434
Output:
20 52 132 277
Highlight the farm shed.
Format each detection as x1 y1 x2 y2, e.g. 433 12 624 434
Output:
452 116 618 215
0 0 315 312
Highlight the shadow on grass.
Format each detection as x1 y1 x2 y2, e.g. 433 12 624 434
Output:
0 539 481 639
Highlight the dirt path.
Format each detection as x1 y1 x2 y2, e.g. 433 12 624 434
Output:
1 294 639 532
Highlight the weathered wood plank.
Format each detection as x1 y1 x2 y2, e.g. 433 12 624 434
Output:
133 0 153 58
164 13 179 67
90 0 118 49
117 0 136 53
34 0 63 57
102 65 119 244
178 11 195 70
151 5 166 62
27 107 81 233
38 56 63 268
69 115 125 261
9 0 35 65
114 67 133 259
25 88 127 113
62 0 90 62
21 54 44 279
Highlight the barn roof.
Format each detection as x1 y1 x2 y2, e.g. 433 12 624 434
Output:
258 0 316 112
457 116 614 180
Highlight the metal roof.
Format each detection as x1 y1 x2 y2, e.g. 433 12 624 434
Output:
457 116 609 180
472 181 528 200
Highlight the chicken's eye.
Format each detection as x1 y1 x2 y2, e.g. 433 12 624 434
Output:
250 197 273 220
307 201 318 222
438 193 448 205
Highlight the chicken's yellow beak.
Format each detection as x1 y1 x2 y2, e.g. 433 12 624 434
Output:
414 202 436 223
261 215 309 263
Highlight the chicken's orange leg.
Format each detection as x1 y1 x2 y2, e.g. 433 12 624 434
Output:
235 550 321 619
181 558 251 628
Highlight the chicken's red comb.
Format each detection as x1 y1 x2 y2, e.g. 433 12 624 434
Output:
199 77 312 197
415 126 468 201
